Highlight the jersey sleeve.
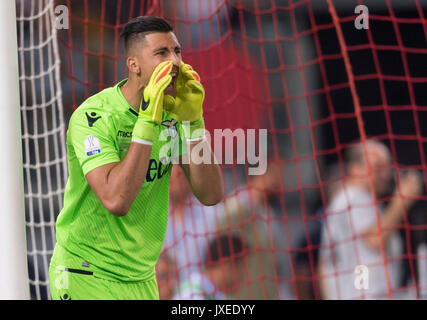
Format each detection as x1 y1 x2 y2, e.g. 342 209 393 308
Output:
68 108 120 176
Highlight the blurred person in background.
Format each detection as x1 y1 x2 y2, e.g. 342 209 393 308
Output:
163 165 218 284
156 251 178 300
216 159 287 299
318 140 422 299
293 163 344 299
173 232 248 300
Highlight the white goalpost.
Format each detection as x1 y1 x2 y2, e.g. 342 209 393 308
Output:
0 0 29 300
14 0 68 300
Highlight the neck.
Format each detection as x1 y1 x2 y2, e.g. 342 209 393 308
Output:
120 76 144 112
344 177 370 192
205 268 223 292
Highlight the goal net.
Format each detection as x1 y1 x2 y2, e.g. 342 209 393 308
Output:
17 0 427 299
16 0 67 300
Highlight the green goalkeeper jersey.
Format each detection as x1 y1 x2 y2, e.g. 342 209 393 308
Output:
54 79 183 282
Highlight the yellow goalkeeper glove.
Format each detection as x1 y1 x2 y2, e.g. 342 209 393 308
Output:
132 61 173 144
164 61 205 141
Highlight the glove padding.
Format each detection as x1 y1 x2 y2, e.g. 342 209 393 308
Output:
132 61 173 143
164 61 204 122
164 61 205 140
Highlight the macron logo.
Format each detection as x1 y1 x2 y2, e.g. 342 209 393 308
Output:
86 112 101 127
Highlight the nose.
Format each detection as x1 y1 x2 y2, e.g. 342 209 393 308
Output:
169 52 181 67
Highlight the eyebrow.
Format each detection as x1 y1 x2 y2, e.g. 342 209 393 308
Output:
153 45 182 53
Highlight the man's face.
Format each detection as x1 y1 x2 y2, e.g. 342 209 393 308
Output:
209 258 246 294
129 32 182 96
250 161 282 207
368 150 392 196
352 146 392 196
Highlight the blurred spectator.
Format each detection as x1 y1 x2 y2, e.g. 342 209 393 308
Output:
402 198 427 299
156 251 178 300
216 160 287 299
293 163 344 299
173 232 247 300
163 165 218 283
318 141 422 299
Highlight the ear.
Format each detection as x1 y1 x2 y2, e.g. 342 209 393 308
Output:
126 56 140 75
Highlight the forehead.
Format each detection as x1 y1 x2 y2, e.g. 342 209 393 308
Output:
142 31 180 49
366 145 391 163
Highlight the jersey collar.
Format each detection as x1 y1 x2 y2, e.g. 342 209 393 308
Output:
115 79 139 118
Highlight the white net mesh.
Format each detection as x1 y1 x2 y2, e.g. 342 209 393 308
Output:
16 0 67 300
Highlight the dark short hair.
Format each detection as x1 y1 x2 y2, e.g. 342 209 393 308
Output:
204 233 246 266
120 16 173 51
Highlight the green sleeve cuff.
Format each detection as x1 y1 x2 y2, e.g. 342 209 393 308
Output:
182 117 205 141
132 119 157 143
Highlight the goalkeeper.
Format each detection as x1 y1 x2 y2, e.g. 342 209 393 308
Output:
48 16 223 300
